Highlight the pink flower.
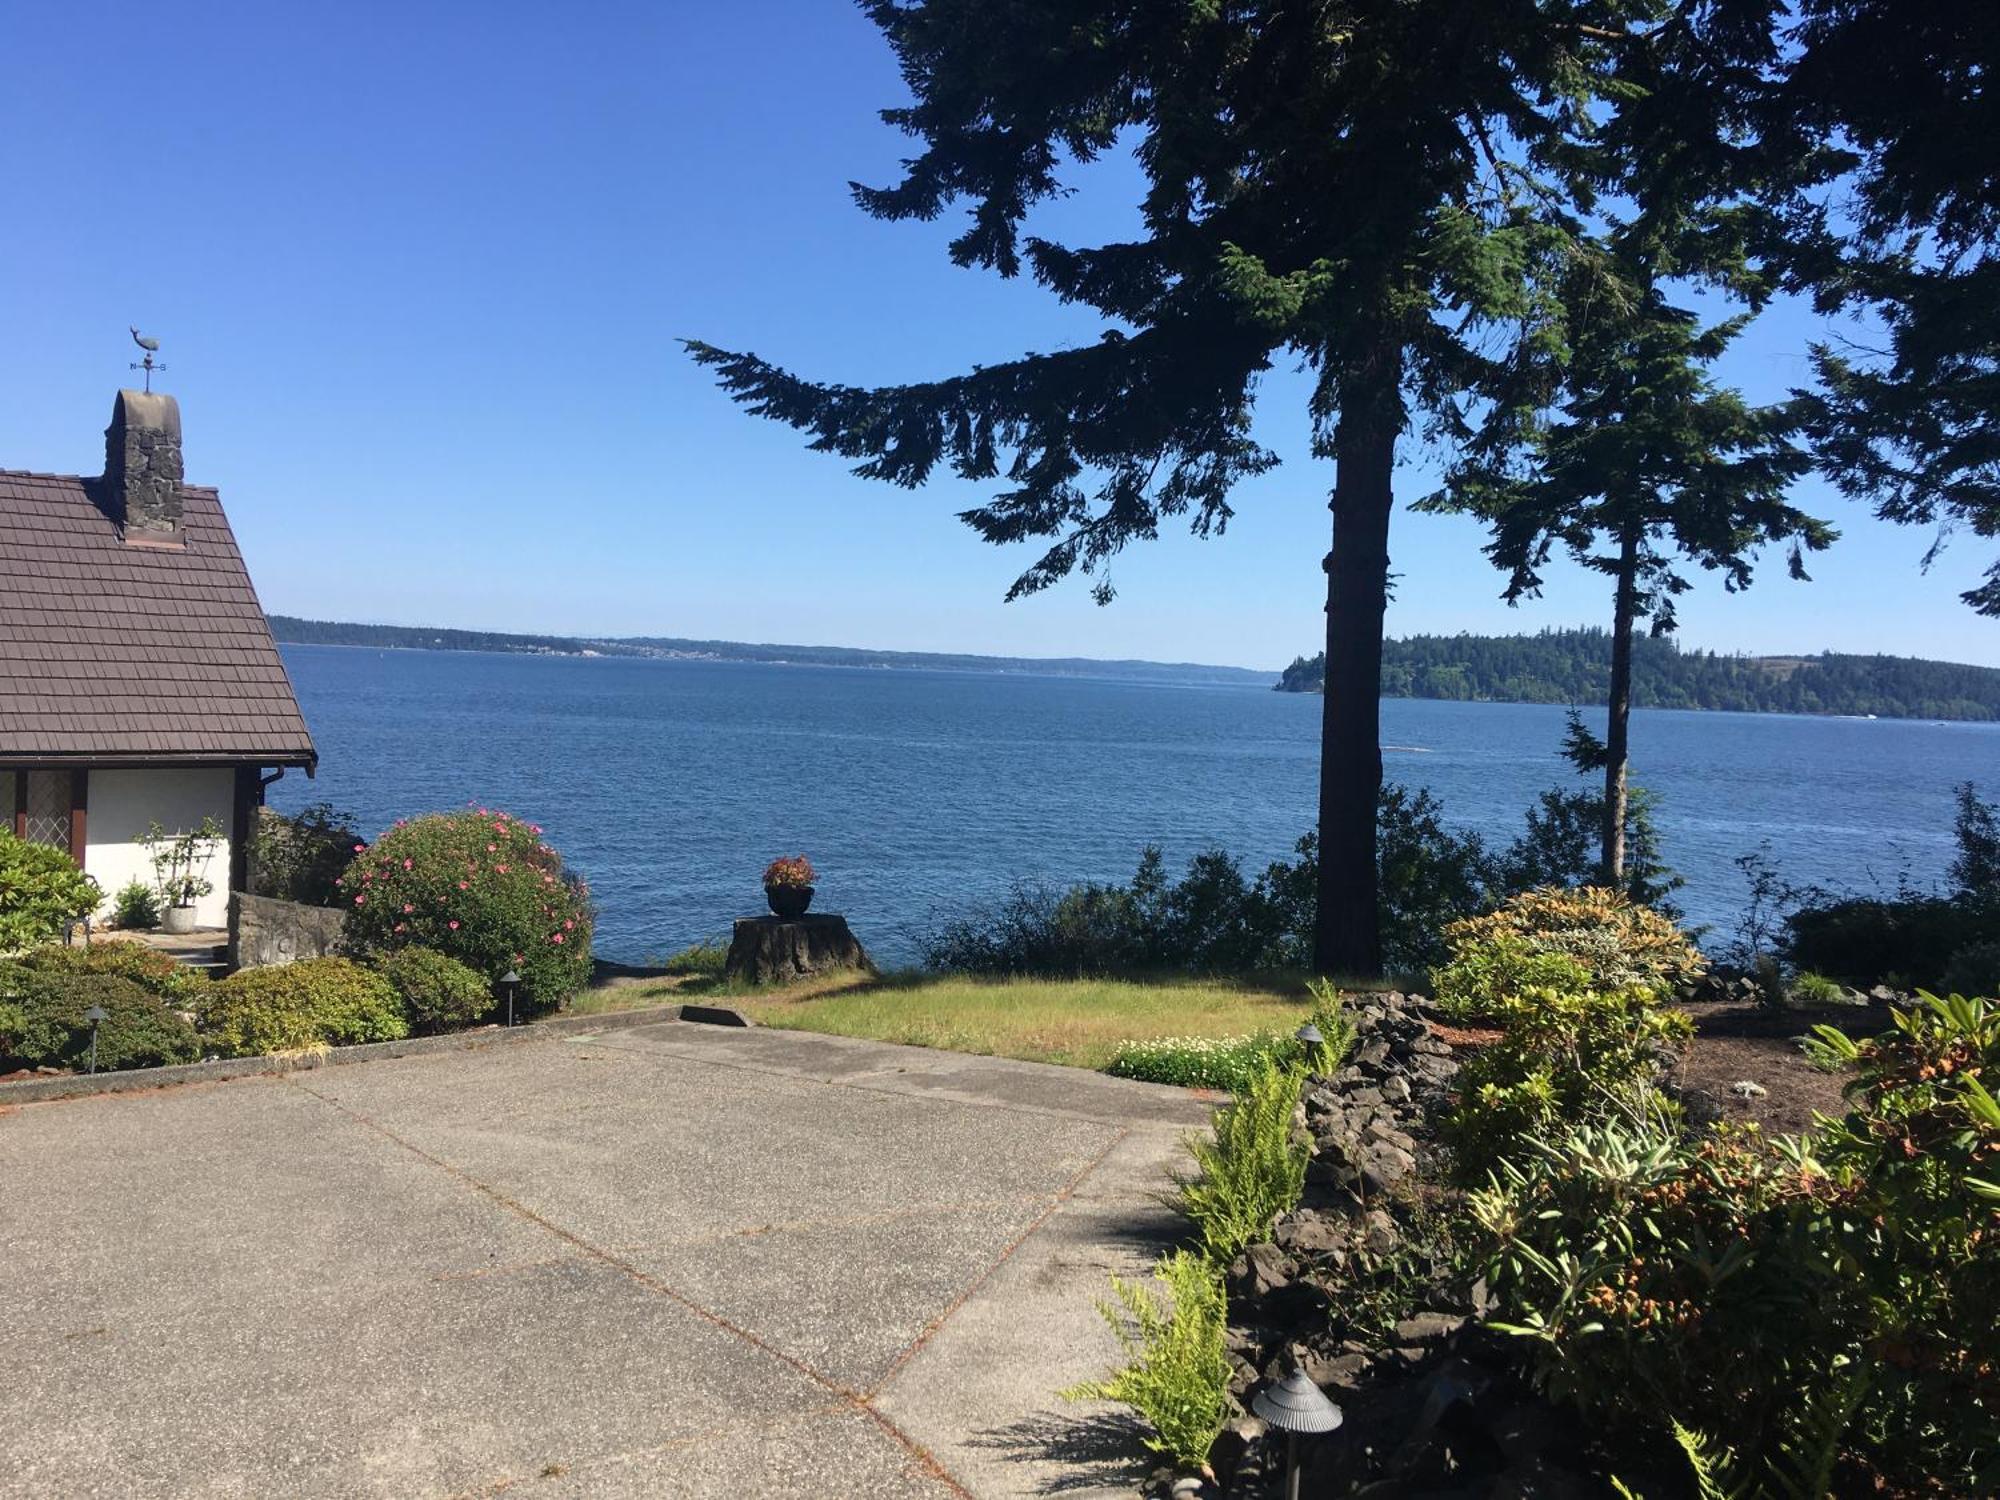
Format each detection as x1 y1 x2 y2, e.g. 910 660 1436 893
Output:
402 858 412 870
448 920 460 930
487 843 497 853
551 933 564 944
458 880 469 890
394 923 406 933
563 918 574 930
353 843 366 853
353 894 365 906
402 903 414 914
495 864 509 874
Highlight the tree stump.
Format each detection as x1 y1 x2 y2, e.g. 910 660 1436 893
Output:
724 914 873 985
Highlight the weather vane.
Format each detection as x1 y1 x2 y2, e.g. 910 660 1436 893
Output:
129 326 165 392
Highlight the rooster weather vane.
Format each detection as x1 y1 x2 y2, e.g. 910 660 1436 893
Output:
129 326 165 392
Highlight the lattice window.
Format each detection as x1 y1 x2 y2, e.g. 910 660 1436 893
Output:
22 771 69 850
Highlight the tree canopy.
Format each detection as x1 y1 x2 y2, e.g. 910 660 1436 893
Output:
689 0 1768 974
1785 2 2000 615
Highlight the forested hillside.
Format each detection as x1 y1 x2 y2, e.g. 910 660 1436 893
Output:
1276 628 2000 720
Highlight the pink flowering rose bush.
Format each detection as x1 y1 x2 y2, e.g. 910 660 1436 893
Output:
337 807 594 1012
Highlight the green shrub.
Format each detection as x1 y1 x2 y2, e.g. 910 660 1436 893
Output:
1468 1121 1848 1467
1430 932 1598 1023
1470 994 2000 1493
1790 970 1845 1005
112 879 159 931
660 937 728 977
1447 977 1692 1179
1433 886 1705 1019
20 939 210 1006
0 966 199 1072
1062 1250 1231 1472
1174 1058 1310 1263
203 957 407 1057
0 832 100 953
251 802 361 906
1803 992 2000 1487
1940 940 2000 1001
338 808 593 1011
1784 893 1991 993
372 945 492 1033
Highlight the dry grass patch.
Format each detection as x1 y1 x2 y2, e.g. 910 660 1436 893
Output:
720 971 1317 1069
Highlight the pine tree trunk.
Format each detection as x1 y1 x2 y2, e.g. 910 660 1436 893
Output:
1313 357 1401 979
1602 528 1640 888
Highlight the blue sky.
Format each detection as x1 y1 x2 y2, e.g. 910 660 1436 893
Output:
3 1 1994 671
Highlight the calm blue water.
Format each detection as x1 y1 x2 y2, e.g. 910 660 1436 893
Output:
269 645 1999 966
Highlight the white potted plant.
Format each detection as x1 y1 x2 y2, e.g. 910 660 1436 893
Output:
141 816 224 934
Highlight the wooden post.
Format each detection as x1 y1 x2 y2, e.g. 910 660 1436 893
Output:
67 768 87 864
229 766 259 898
11 770 24 840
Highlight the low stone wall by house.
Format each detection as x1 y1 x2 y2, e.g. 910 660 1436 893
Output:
230 890 348 970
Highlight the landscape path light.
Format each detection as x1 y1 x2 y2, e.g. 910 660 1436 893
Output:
1296 1021 1324 1068
498 969 522 1028
82 1004 110 1075
1251 1369 1343 1500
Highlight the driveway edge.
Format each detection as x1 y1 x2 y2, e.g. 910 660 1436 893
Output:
0 1003 686 1105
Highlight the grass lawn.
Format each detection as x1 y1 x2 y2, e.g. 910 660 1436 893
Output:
569 968 1328 1071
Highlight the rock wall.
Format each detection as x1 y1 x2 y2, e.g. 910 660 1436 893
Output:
1207 994 1600 1497
230 890 347 971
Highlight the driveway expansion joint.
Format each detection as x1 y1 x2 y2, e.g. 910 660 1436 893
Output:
283 1074 979 1498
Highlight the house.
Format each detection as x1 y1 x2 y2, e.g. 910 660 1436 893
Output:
0 388 316 932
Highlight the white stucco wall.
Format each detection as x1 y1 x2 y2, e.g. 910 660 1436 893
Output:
85 768 236 929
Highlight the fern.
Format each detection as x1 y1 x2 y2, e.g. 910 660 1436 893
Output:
1172 1056 1309 1262
1062 1250 1231 1471
1666 1367 1865 1500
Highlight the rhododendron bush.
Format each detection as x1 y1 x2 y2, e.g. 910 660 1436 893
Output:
338 807 593 1010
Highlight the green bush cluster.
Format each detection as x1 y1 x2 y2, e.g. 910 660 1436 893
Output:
338 808 593 1011
1431 888 1697 1178
1780 782 1998 995
372 946 492 1034
0 964 199 1072
202 957 408 1057
111 879 159 931
1468 992 2000 1494
20 938 212 1006
0 832 100 953
1432 886 1706 1021
251 802 361 907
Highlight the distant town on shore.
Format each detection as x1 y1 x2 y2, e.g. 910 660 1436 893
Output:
270 616 1997 721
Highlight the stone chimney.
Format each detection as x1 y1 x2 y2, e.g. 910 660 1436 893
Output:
104 389 185 538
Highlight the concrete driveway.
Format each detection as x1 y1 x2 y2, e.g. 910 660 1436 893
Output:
0 1019 1212 1499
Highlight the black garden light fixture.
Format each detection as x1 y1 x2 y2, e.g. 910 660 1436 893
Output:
1295 1022 1324 1047
1251 1369 1344 1500
498 969 522 1028
82 1004 110 1075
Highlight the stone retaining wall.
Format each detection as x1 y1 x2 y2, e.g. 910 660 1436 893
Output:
230 890 349 970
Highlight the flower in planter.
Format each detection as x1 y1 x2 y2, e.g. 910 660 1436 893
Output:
763 855 816 889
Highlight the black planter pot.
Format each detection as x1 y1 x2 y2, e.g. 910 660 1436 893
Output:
766 883 814 920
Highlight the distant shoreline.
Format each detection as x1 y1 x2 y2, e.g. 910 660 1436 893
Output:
267 617 1277 687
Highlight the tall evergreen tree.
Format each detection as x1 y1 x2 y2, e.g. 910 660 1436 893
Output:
688 0 1769 975
1423 258 1826 884
1784 3 2000 615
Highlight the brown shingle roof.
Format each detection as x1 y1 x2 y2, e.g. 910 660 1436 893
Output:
0 469 316 766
